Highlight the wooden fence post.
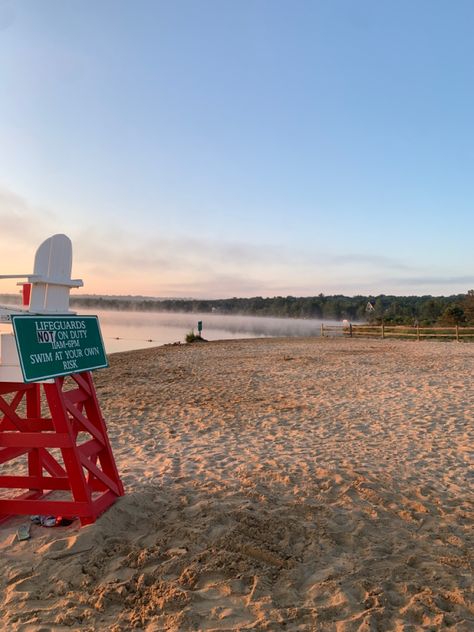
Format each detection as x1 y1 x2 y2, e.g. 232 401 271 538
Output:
417 324 420 341
381 323 385 339
321 323 324 338
349 323 353 338
455 325 459 342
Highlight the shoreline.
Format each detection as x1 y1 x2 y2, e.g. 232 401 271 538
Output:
106 328 474 358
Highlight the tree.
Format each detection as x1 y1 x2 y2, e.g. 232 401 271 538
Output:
439 304 466 325
461 290 474 324
419 298 444 325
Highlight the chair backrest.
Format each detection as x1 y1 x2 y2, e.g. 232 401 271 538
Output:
28 234 83 313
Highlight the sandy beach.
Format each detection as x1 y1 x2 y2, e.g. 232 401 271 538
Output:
0 336 473 631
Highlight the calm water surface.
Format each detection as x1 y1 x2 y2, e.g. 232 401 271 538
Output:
80 310 341 354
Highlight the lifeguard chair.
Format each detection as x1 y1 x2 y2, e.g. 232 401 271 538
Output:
0 234 124 526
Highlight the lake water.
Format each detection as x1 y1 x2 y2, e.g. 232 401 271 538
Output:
79 310 342 354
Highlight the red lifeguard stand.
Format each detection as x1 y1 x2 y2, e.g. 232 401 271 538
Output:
0 235 124 526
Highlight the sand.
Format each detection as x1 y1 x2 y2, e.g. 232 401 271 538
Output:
0 336 473 631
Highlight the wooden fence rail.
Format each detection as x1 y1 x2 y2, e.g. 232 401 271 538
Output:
320 323 474 341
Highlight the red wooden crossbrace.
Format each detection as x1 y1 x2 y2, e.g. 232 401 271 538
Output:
0 372 124 526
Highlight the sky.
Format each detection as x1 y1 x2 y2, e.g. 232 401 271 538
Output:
0 0 473 299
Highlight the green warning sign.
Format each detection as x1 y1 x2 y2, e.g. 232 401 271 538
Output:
11 315 108 382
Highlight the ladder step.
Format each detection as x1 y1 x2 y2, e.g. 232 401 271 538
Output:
0 432 72 448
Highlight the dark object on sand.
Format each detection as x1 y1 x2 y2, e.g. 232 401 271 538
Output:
16 523 31 541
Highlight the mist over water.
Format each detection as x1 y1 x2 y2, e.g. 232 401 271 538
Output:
82 310 343 354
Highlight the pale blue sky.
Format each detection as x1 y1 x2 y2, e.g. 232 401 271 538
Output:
0 0 473 297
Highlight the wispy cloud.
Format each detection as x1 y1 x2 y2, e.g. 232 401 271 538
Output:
0 187 62 286
0 187 57 245
392 275 474 287
157 274 272 299
1 184 467 298
73 227 412 277
329 253 412 271
72 227 286 277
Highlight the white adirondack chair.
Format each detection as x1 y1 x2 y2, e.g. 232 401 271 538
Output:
0 233 83 314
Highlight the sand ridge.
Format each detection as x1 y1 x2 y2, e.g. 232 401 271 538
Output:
0 337 473 630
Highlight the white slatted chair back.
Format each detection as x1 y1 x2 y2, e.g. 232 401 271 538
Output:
28 234 83 313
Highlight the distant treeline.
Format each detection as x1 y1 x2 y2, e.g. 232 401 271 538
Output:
2 291 473 326
72 291 474 326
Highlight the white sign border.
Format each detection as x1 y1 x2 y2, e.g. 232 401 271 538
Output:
11 314 109 383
